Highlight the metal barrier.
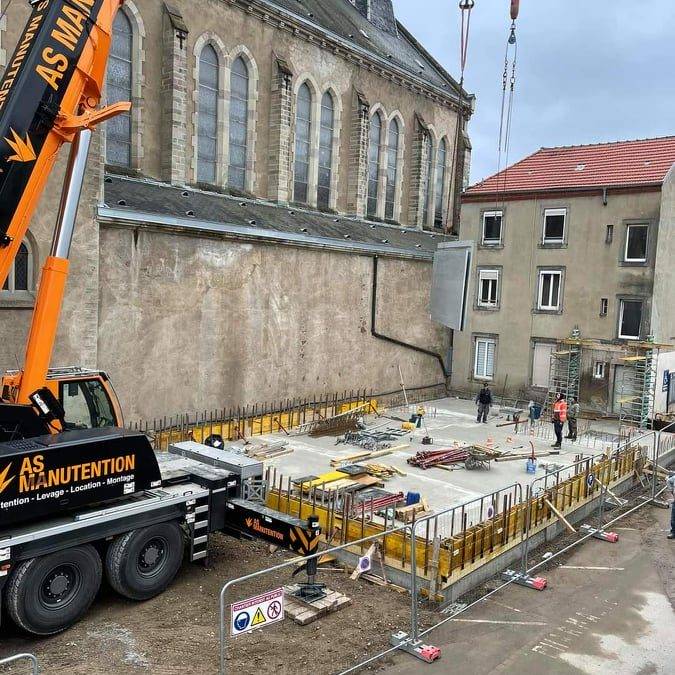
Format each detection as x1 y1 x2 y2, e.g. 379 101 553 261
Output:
218 522 412 674
0 654 38 674
341 442 670 674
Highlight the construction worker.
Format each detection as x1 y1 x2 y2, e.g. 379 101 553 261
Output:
475 383 492 424
667 473 675 540
551 393 567 448
566 396 580 441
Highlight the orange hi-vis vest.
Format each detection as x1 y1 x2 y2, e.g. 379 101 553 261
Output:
553 399 568 422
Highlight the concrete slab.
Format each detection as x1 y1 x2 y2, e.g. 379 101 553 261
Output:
247 397 622 534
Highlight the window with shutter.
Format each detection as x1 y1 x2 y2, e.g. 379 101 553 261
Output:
474 338 496 379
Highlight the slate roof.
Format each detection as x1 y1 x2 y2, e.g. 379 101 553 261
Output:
465 136 675 198
261 0 464 97
101 175 450 259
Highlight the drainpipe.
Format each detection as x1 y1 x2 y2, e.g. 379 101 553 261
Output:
370 256 450 379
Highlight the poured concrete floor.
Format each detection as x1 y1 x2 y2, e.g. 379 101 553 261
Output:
253 397 622 533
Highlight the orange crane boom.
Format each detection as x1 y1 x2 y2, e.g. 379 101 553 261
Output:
0 0 129 405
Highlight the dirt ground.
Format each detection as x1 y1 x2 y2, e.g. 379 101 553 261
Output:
1 483 671 674
0 534 434 674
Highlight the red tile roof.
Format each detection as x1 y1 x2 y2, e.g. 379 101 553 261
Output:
465 136 675 198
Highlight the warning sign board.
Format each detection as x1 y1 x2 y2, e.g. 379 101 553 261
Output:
231 588 284 636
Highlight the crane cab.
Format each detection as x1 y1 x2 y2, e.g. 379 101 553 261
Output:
1 367 123 431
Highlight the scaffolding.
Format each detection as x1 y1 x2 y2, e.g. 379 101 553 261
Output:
544 342 581 417
618 343 658 431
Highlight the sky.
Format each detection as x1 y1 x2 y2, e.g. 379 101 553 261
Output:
392 0 675 184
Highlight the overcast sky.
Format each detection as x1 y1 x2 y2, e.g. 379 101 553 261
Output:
392 0 675 184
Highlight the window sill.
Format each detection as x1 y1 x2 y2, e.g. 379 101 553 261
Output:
478 242 503 250
538 242 567 249
532 308 563 315
475 304 500 312
472 375 494 382
617 335 641 341
0 293 36 309
619 259 649 267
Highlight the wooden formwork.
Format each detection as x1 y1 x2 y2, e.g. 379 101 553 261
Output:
266 444 643 592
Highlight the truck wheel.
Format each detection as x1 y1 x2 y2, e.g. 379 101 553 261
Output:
105 522 184 601
5 545 102 635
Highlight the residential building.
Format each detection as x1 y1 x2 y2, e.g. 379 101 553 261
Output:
0 0 472 419
454 136 675 414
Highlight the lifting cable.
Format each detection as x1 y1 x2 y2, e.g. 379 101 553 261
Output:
447 0 474 233
495 0 520 210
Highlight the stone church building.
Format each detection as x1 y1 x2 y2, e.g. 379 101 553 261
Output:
0 0 472 420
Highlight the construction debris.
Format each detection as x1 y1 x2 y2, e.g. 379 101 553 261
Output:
407 445 501 470
330 444 409 467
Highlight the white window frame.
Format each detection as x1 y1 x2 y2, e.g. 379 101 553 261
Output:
477 269 500 308
481 211 503 245
624 223 648 263
542 208 566 244
600 298 608 317
474 338 496 380
537 270 562 311
618 299 642 340
593 362 606 379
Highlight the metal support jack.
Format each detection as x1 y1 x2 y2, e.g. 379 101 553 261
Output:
501 568 547 591
390 631 441 664
579 524 619 543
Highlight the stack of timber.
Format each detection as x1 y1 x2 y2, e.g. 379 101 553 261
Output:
245 441 293 460
330 444 409 467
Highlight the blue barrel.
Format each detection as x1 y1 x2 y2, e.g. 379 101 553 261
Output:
531 404 542 420
406 491 421 506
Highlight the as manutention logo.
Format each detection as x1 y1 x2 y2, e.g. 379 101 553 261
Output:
0 454 135 495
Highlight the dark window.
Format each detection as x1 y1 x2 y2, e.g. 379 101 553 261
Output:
106 11 133 166
197 45 219 184
600 298 608 316
434 138 447 228
482 211 502 244
606 224 614 244
625 224 648 262
2 242 31 292
384 118 400 220
619 300 642 339
367 112 382 218
228 56 249 191
317 91 334 210
293 83 312 204
60 380 115 430
543 209 566 243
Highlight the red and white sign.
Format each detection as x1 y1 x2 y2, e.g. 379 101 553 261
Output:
231 588 284 636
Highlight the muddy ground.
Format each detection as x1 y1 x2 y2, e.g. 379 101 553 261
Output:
0 535 434 674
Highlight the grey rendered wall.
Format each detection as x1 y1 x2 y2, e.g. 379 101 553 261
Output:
98 226 449 420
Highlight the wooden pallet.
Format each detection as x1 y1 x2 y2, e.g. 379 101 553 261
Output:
283 585 351 625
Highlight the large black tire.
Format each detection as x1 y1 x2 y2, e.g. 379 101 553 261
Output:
5 545 102 635
105 522 184 601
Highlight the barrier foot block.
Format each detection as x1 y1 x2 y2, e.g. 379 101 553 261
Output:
580 524 619 543
502 569 547 590
390 631 441 663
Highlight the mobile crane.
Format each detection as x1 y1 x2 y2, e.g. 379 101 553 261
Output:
0 0 320 636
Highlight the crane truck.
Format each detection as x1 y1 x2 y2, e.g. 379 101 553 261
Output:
0 0 320 636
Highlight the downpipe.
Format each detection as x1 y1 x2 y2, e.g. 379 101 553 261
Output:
370 256 450 380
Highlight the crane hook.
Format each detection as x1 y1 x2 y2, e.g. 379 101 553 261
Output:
508 21 517 44
459 0 475 9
